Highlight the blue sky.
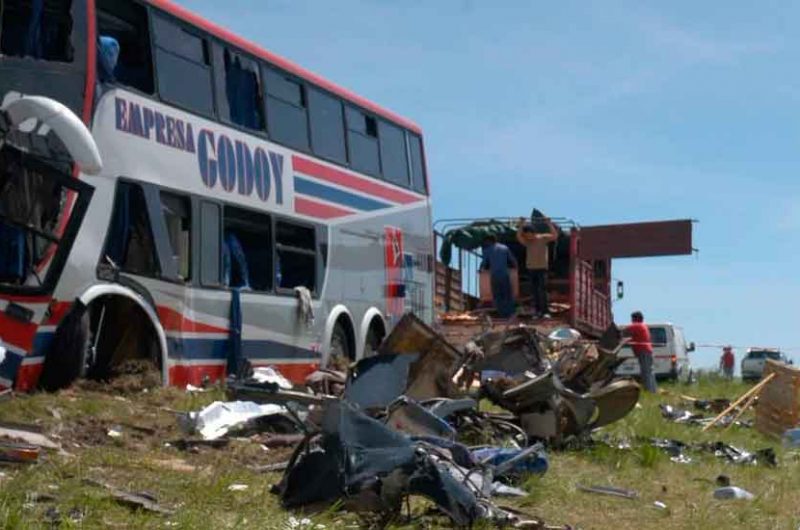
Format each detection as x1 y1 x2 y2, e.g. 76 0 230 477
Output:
183 0 800 370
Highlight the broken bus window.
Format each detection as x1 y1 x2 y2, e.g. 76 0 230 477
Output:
0 0 74 62
160 191 190 281
222 206 272 291
275 221 316 292
104 182 159 277
96 0 154 92
0 146 68 287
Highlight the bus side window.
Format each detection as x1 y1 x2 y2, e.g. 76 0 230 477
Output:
96 0 154 93
222 207 272 292
275 221 316 292
217 47 264 131
345 107 380 177
104 182 159 277
378 120 410 188
152 13 214 116
308 87 346 164
160 191 190 281
0 0 74 62
263 67 309 152
408 133 427 195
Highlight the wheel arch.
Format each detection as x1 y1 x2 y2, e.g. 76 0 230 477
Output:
76 283 169 386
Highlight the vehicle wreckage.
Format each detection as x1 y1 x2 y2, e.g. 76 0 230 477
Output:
222 312 640 527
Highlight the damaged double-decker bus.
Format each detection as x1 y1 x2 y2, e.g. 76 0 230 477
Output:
0 0 433 391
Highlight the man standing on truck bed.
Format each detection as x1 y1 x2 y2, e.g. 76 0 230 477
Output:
516 217 558 317
623 311 657 393
480 234 518 318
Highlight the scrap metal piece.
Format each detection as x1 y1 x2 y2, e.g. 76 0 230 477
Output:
83 479 175 515
588 380 641 429
0 441 39 463
378 313 462 400
577 484 638 500
345 354 419 409
385 397 456 439
0 422 60 450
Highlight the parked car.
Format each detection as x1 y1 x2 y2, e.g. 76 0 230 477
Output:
741 348 790 382
615 323 694 381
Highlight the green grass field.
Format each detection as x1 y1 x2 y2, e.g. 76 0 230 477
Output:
1 376 798 529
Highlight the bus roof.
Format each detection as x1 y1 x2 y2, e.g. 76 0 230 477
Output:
146 0 422 135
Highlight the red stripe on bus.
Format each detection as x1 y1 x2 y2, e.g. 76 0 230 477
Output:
0 313 37 351
293 156 421 205
0 294 50 304
295 196 354 219
168 364 227 388
14 362 43 392
44 301 74 327
146 0 421 134
169 362 319 388
84 0 97 125
157 306 229 334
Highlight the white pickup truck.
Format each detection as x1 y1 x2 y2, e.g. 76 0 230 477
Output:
740 348 790 382
615 323 694 381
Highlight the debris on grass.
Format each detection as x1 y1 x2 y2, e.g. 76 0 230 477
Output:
83 478 175 515
576 484 638 500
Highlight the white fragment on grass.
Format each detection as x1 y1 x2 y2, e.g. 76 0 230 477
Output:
227 484 249 492
654 501 668 510
107 427 123 438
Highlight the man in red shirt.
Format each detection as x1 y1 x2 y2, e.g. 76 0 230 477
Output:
720 346 735 379
623 311 656 393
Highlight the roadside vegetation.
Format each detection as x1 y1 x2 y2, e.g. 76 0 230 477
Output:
0 376 796 529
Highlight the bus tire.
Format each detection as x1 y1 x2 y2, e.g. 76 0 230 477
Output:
39 303 90 391
329 324 352 371
365 320 386 356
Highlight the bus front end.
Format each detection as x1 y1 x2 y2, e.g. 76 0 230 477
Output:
0 0 98 390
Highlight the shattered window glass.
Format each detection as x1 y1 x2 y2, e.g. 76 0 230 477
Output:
275 221 316 292
0 0 74 62
160 191 190 281
0 147 68 287
104 182 159 277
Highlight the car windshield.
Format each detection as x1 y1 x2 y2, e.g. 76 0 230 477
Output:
747 350 780 360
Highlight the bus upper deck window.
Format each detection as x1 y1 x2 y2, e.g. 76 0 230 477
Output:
222 49 264 131
1 0 74 62
97 0 154 93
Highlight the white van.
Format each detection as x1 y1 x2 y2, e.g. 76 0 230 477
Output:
615 323 694 381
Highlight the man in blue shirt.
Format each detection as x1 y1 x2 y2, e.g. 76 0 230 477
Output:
480 234 518 318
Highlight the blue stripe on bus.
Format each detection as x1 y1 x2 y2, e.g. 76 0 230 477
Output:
294 176 391 212
168 337 318 361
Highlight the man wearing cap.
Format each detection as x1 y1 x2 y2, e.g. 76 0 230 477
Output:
720 346 735 380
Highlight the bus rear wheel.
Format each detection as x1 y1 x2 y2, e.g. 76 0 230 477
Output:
328 324 352 372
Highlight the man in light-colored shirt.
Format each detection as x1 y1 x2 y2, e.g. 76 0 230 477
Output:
516 217 557 316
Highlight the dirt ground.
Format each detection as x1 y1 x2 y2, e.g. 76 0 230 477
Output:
0 376 798 529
